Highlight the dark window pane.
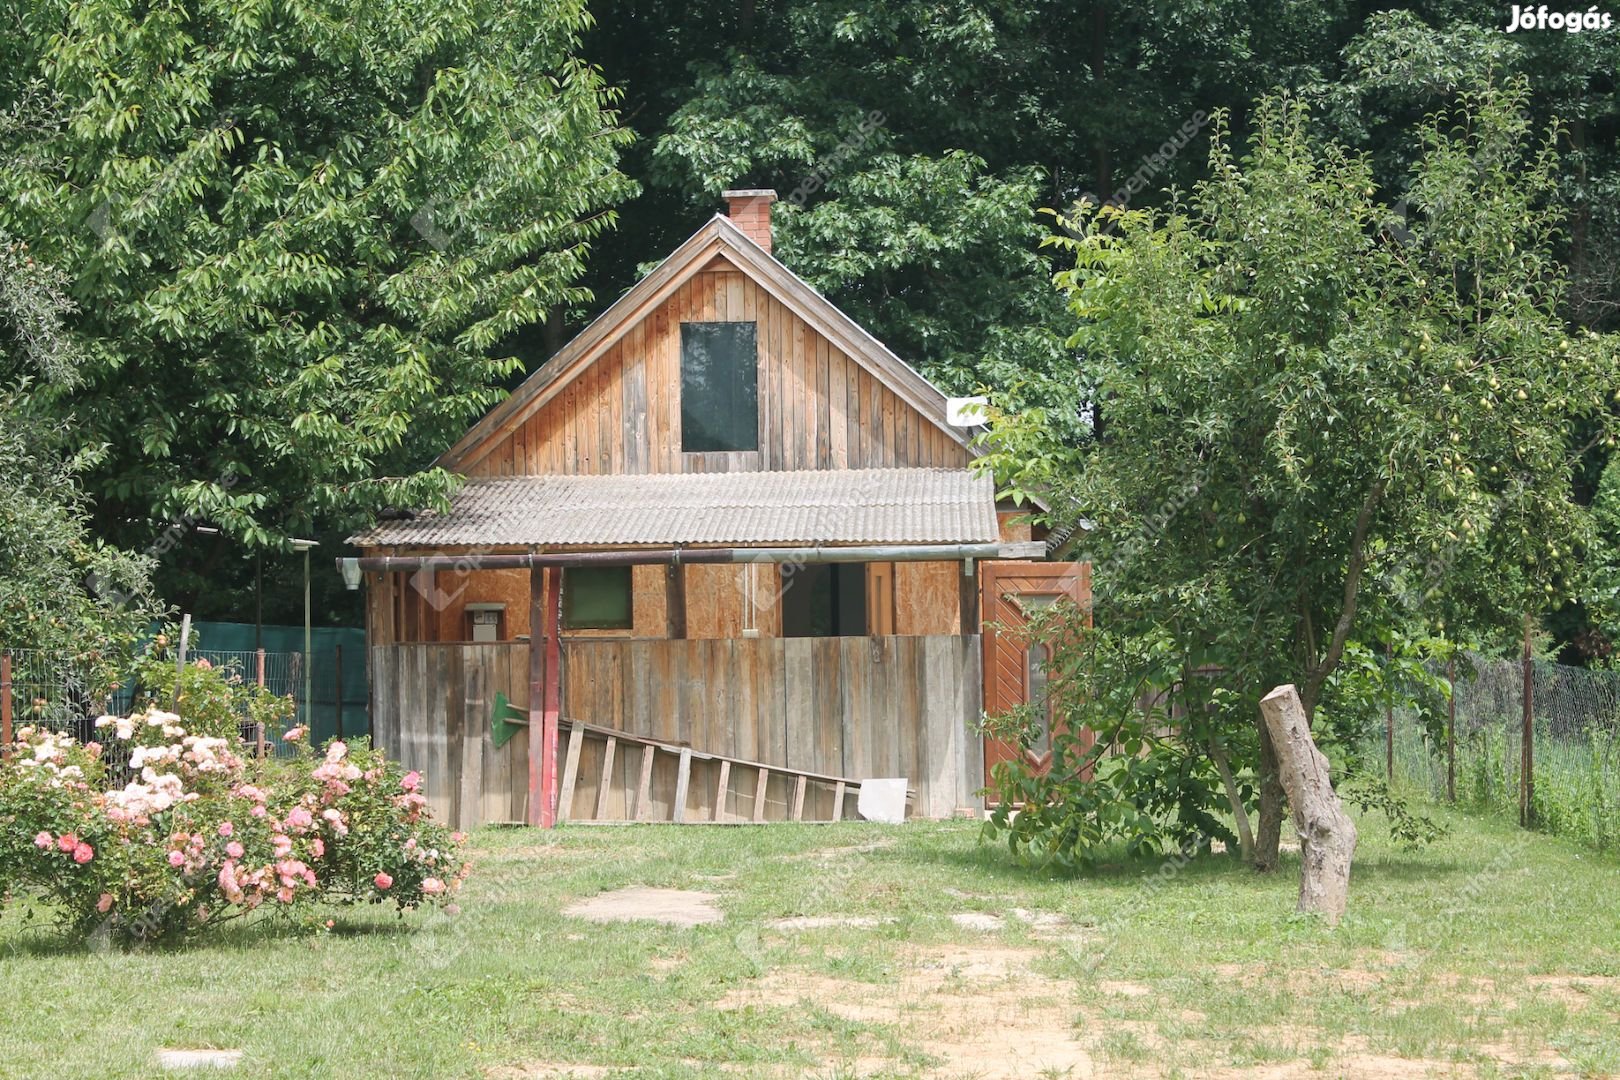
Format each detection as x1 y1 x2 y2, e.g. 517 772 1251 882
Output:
563 566 633 630
681 321 758 452
781 563 867 638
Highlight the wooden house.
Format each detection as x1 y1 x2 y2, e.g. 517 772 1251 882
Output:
348 190 1088 829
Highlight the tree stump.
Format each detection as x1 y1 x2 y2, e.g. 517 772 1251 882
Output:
1258 684 1358 924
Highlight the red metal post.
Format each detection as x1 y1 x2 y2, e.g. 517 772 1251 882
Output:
541 565 564 828
527 569 544 825
1 652 12 756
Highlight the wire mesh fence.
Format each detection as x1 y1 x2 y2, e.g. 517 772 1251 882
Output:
1 648 306 769
1393 652 1620 853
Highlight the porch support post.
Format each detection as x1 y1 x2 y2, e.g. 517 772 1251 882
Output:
541 565 564 826
959 558 979 637
665 564 686 640
527 568 544 825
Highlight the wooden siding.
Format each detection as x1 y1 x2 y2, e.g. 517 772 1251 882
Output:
369 635 983 827
465 262 970 477
370 643 533 830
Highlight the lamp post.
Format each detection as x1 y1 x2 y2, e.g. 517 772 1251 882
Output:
290 539 319 734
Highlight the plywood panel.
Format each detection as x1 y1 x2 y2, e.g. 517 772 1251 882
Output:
895 561 961 636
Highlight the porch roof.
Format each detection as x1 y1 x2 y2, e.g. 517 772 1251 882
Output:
350 467 1000 548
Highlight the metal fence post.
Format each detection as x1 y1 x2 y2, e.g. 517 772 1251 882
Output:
1520 616 1534 828
334 644 344 741
1446 655 1456 803
255 648 267 761
1385 640 1394 783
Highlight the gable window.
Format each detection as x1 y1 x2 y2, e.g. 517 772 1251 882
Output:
563 566 634 630
681 321 758 452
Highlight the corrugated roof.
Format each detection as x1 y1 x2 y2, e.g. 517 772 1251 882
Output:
350 468 999 548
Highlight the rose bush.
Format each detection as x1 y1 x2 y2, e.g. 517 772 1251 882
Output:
0 664 468 945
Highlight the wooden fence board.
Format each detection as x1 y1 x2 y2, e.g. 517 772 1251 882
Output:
367 635 982 827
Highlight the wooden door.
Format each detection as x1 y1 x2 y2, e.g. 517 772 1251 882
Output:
981 561 1091 800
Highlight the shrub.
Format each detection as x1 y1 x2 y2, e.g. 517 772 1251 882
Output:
0 662 468 945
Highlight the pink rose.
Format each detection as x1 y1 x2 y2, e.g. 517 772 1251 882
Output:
373 872 393 890
250 805 266 818
167 850 186 868
309 838 325 858
218 822 234 838
33 832 52 850
282 725 307 743
84 741 102 759
226 841 244 859
73 843 94 864
276 886 295 904
421 878 445 896
400 771 422 793
96 893 114 913
57 833 78 853
272 835 293 857
286 807 314 831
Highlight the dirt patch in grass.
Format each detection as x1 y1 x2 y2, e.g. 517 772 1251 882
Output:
1199 1054 1473 1078
561 887 723 927
485 1065 611 1079
1525 973 1620 1008
712 941 1592 1080
719 942 1098 1078
949 912 1003 932
1098 979 1152 998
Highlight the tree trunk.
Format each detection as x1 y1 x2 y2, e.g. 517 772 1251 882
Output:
1252 718 1284 871
1258 684 1358 925
1208 736 1254 863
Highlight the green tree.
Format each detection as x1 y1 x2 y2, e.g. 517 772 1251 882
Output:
0 0 636 571
0 229 158 660
985 83 1618 869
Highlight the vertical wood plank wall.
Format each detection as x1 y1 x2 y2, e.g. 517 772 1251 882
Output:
462 260 971 478
369 635 982 829
370 643 532 831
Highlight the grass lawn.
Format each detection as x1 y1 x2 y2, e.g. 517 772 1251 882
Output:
1 804 1617 1079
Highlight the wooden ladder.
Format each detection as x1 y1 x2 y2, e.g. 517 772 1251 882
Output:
554 717 908 824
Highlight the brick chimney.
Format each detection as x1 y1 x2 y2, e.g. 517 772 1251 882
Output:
722 189 777 253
